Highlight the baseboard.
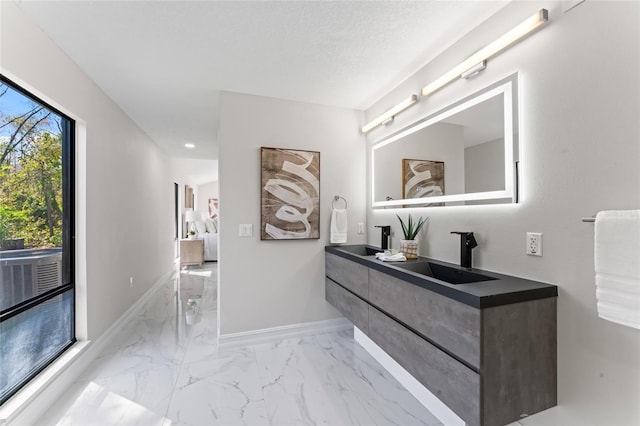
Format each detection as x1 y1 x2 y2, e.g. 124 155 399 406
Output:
1 268 175 426
218 317 352 348
354 327 465 426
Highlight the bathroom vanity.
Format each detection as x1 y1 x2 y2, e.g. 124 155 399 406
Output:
325 245 557 426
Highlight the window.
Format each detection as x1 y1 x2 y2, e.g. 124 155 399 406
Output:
0 75 75 405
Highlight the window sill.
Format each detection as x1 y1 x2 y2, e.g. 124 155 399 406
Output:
0 340 91 425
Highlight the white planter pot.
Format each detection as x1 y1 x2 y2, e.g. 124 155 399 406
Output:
400 239 418 259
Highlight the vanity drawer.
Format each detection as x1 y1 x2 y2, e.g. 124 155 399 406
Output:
325 278 368 333
368 307 480 426
325 253 369 299
368 268 481 368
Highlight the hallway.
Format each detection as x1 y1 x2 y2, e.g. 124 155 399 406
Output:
39 263 441 425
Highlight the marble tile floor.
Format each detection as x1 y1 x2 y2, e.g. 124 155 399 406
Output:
39 263 443 426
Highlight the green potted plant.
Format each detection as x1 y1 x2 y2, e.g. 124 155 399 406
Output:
396 214 428 259
187 230 196 239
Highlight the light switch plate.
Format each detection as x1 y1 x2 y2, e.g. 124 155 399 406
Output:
239 224 253 237
357 223 364 234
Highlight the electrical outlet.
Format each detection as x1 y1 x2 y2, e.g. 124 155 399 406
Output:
357 223 364 234
526 232 543 256
129 277 134 287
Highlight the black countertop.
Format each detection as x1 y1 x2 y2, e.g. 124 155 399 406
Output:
325 245 557 309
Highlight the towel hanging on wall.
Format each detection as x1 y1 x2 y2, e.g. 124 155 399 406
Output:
330 196 348 244
330 208 348 244
594 210 640 330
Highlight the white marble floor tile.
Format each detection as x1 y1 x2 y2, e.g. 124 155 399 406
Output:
314 331 443 426
40 355 179 426
137 283 180 320
44 380 170 426
105 316 189 365
166 352 269 426
256 337 382 425
38 262 444 426
181 311 222 365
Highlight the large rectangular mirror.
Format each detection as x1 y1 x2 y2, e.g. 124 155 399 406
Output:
372 73 518 208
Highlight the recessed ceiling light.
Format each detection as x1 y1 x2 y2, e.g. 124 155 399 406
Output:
184 143 195 148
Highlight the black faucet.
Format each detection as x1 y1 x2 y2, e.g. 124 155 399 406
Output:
451 232 478 268
375 225 391 250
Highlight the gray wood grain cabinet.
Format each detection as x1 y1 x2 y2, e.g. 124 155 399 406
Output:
325 278 369 334
325 249 557 426
369 268 481 369
368 306 481 423
325 252 369 299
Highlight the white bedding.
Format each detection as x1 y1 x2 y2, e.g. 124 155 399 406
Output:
196 232 218 261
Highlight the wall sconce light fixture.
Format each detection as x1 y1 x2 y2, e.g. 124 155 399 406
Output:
361 94 418 133
421 9 548 97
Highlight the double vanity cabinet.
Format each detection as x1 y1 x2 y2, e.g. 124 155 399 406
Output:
325 245 558 426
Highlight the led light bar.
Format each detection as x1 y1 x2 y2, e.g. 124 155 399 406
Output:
421 9 548 97
361 94 418 133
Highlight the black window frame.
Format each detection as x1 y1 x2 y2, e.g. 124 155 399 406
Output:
0 75 76 405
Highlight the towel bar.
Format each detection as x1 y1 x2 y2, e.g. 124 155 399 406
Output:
582 217 595 222
332 196 347 209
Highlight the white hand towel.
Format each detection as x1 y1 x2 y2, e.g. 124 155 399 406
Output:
330 208 348 244
596 287 640 310
375 252 407 262
594 210 640 330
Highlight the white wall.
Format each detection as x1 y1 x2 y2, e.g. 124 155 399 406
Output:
218 92 366 334
464 138 504 193
365 1 640 425
1 2 175 340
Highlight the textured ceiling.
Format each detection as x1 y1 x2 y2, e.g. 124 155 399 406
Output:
17 1 510 161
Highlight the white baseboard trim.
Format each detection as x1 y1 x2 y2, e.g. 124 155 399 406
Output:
1 268 175 426
218 317 352 348
354 327 466 426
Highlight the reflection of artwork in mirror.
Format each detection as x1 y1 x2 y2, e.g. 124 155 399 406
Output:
371 73 518 208
260 147 320 240
402 159 444 207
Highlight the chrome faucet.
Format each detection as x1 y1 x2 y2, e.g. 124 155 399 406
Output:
451 231 478 268
375 225 391 250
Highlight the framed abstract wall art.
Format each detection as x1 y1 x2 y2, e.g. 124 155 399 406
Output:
260 147 320 240
208 198 219 220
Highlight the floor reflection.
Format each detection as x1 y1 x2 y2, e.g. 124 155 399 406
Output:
39 262 442 426
174 265 215 341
